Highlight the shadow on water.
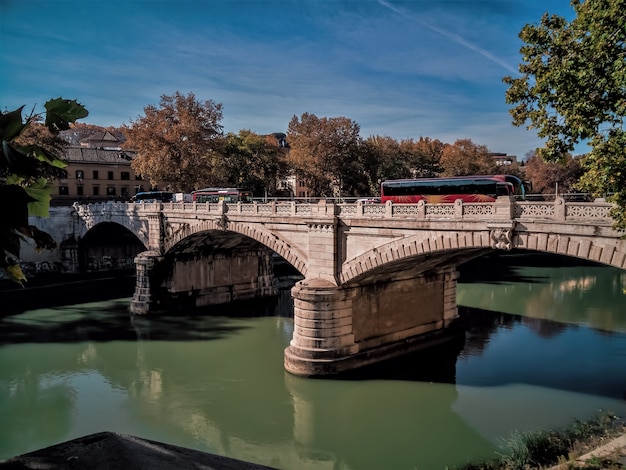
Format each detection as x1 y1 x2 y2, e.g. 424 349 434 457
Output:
1 271 137 315
457 249 603 285
0 284 295 346
335 332 466 383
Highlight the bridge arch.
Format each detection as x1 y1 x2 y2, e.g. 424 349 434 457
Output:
513 231 626 270
72 204 150 248
340 229 626 285
78 221 147 273
164 219 308 277
340 230 493 285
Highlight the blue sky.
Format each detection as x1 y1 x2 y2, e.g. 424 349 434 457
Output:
1 0 580 159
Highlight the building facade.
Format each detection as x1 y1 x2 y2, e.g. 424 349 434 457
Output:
49 131 148 206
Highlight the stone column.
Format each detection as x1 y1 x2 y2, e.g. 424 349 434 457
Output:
554 196 566 221
493 195 515 219
284 278 358 377
129 250 162 315
285 270 464 377
146 214 163 252
305 200 339 283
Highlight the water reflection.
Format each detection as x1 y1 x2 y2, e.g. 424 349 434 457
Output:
458 251 626 332
1 254 625 469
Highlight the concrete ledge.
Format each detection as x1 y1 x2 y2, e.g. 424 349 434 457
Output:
0 432 277 469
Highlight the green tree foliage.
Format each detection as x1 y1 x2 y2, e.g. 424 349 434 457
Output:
287 113 362 197
524 153 584 194
439 139 496 176
503 0 626 229
359 136 444 195
0 98 88 284
360 135 409 194
221 130 286 197
123 92 224 191
402 137 444 178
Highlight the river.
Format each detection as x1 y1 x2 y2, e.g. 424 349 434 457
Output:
0 251 625 469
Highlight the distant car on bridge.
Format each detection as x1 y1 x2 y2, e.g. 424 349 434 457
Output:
356 197 381 204
131 191 174 203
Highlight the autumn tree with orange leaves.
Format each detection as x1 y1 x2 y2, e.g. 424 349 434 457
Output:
287 113 362 197
439 139 497 177
524 153 584 194
123 92 224 191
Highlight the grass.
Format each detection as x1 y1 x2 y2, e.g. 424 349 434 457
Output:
448 411 625 470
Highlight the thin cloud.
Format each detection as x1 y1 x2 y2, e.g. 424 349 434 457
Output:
377 0 519 75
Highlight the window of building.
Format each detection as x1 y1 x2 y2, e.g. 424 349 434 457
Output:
121 171 130 180
76 170 84 181
121 186 129 197
299 191 306 198
107 187 116 196
77 186 84 196
108 171 114 180
93 170 99 179
93 186 100 196
59 186 69 195
135 174 143 181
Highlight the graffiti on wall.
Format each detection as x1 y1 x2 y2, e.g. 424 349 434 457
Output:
20 261 63 277
86 255 135 272
0 255 137 281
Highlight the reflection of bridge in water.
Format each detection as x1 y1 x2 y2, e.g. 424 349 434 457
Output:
57 196 625 376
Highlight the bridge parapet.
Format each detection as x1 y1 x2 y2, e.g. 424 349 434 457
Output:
117 196 615 225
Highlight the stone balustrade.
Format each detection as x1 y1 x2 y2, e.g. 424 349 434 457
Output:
76 196 614 224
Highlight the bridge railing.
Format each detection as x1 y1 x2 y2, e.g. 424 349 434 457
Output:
74 197 615 225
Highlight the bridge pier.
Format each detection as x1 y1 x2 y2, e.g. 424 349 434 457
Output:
130 251 161 315
129 248 278 315
284 269 460 377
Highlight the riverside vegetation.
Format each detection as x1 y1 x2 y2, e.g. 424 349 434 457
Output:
450 411 625 470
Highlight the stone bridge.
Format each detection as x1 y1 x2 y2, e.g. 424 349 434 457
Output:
69 196 625 376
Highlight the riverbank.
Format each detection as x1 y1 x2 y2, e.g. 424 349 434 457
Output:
454 412 626 470
3 424 624 469
550 433 626 469
0 432 277 469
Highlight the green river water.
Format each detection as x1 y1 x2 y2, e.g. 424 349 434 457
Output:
1 252 625 469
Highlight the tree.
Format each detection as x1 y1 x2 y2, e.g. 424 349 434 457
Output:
287 113 362 197
439 139 496 176
221 130 285 197
123 92 224 191
358 136 444 195
503 0 626 230
402 137 444 178
0 98 88 284
360 135 409 195
524 153 584 194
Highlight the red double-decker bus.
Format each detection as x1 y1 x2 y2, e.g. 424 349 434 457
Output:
380 175 523 203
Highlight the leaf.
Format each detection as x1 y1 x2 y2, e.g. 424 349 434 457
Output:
44 98 89 133
24 177 52 217
25 144 68 168
0 106 27 141
6 262 27 287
